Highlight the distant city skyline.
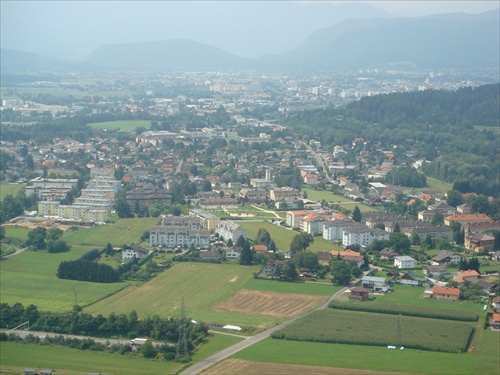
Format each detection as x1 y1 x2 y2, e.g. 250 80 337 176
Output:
1 1 499 60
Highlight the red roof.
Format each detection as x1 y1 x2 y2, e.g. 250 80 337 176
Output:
432 286 461 297
445 214 491 221
456 270 480 277
253 244 268 252
492 314 500 322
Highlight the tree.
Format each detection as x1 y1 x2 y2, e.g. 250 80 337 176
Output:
373 222 385 230
268 239 277 252
236 235 246 248
282 260 298 281
27 227 47 250
25 154 34 170
255 228 271 245
431 212 444 226
46 228 63 242
468 257 480 273
300 251 319 271
352 206 362 222
393 222 400 233
47 240 70 253
0 226 5 241
331 261 352 285
389 232 411 254
411 232 421 245
446 190 464 208
290 233 314 255
140 231 150 243
141 340 156 358
115 198 133 218
239 241 253 265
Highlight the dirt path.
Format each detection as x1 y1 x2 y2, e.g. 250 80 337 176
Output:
250 205 282 218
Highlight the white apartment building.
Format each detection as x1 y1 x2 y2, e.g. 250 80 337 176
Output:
394 256 418 269
342 226 389 247
216 220 247 244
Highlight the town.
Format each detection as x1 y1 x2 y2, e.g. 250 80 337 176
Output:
1 68 499 375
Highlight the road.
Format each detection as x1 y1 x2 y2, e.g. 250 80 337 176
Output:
4 329 168 347
180 286 348 375
0 244 27 258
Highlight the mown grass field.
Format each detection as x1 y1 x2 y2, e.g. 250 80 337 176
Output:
243 278 338 296
85 262 285 331
418 177 452 194
3 227 29 241
233 329 500 374
302 187 380 212
191 333 244 363
0 341 183 375
0 183 24 201
62 218 159 248
0 248 130 312
240 221 343 252
87 120 151 131
273 309 473 352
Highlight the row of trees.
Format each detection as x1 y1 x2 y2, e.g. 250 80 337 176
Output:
26 226 70 253
0 302 207 351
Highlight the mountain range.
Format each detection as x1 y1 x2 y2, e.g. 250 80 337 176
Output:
2 10 499 73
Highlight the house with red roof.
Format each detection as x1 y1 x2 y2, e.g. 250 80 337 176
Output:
453 269 480 284
491 313 500 329
432 286 461 301
444 213 491 226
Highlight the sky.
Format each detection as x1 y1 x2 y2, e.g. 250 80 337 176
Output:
1 1 499 60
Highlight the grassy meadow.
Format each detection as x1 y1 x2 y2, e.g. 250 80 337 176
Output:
302 187 380 212
84 262 286 330
0 341 183 375
240 221 343 252
0 247 130 312
233 329 500 374
243 278 338 296
418 177 453 194
62 218 159 248
87 120 151 131
0 183 24 201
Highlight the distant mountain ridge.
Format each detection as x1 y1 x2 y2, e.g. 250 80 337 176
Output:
2 10 499 73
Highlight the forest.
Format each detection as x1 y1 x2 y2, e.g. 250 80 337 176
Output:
282 84 499 197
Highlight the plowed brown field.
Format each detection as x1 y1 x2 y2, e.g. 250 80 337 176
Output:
204 359 412 375
213 289 326 318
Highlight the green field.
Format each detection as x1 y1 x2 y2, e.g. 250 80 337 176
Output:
240 221 342 252
0 341 183 375
0 248 130 312
62 218 159 248
243 278 338 296
87 120 151 131
233 329 500 374
84 262 284 330
418 177 453 194
273 309 473 352
0 183 24 201
302 187 380 212
191 333 244 363
3 227 29 241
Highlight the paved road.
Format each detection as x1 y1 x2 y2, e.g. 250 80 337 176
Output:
4 329 168 347
180 286 348 375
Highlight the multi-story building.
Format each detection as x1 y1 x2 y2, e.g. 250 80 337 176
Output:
125 184 172 211
269 187 303 203
394 256 418 269
216 220 247 244
322 220 359 241
189 209 221 232
239 188 267 203
342 225 389 246
149 226 210 248
160 216 202 230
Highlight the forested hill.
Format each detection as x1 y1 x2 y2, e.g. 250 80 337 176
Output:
282 84 499 197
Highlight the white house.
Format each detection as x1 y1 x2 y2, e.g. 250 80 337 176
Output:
122 244 149 260
216 220 247 244
225 248 241 260
394 256 417 269
360 276 388 292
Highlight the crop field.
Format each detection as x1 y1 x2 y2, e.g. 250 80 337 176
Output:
243 278 338 296
0 183 24 201
62 218 159 248
85 262 286 330
329 300 478 321
214 289 327 318
0 248 130 312
240 221 342 252
272 309 473 353
0 341 183 375
204 359 403 375
233 330 500 375
87 120 151 131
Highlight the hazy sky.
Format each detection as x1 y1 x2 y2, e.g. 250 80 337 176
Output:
1 1 499 59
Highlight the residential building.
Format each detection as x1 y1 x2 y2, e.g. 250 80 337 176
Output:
399 271 426 286
444 214 492 226
286 210 308 228
122 244 149 260
453 270 480 284
149 226 210 248
322 220 358 241
342 226 389 247
301 212 329 235
269 187 303 203
349 287 370 301
431 286 461 300
239 188 267 203
260 259 285 276
394 256 417 269
423 265 448 278
360 276 389 292
189 209 221 232
465 232 495 253
216 220 247 243
225 247 242 260
125 184 172 211
430 250 461 266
